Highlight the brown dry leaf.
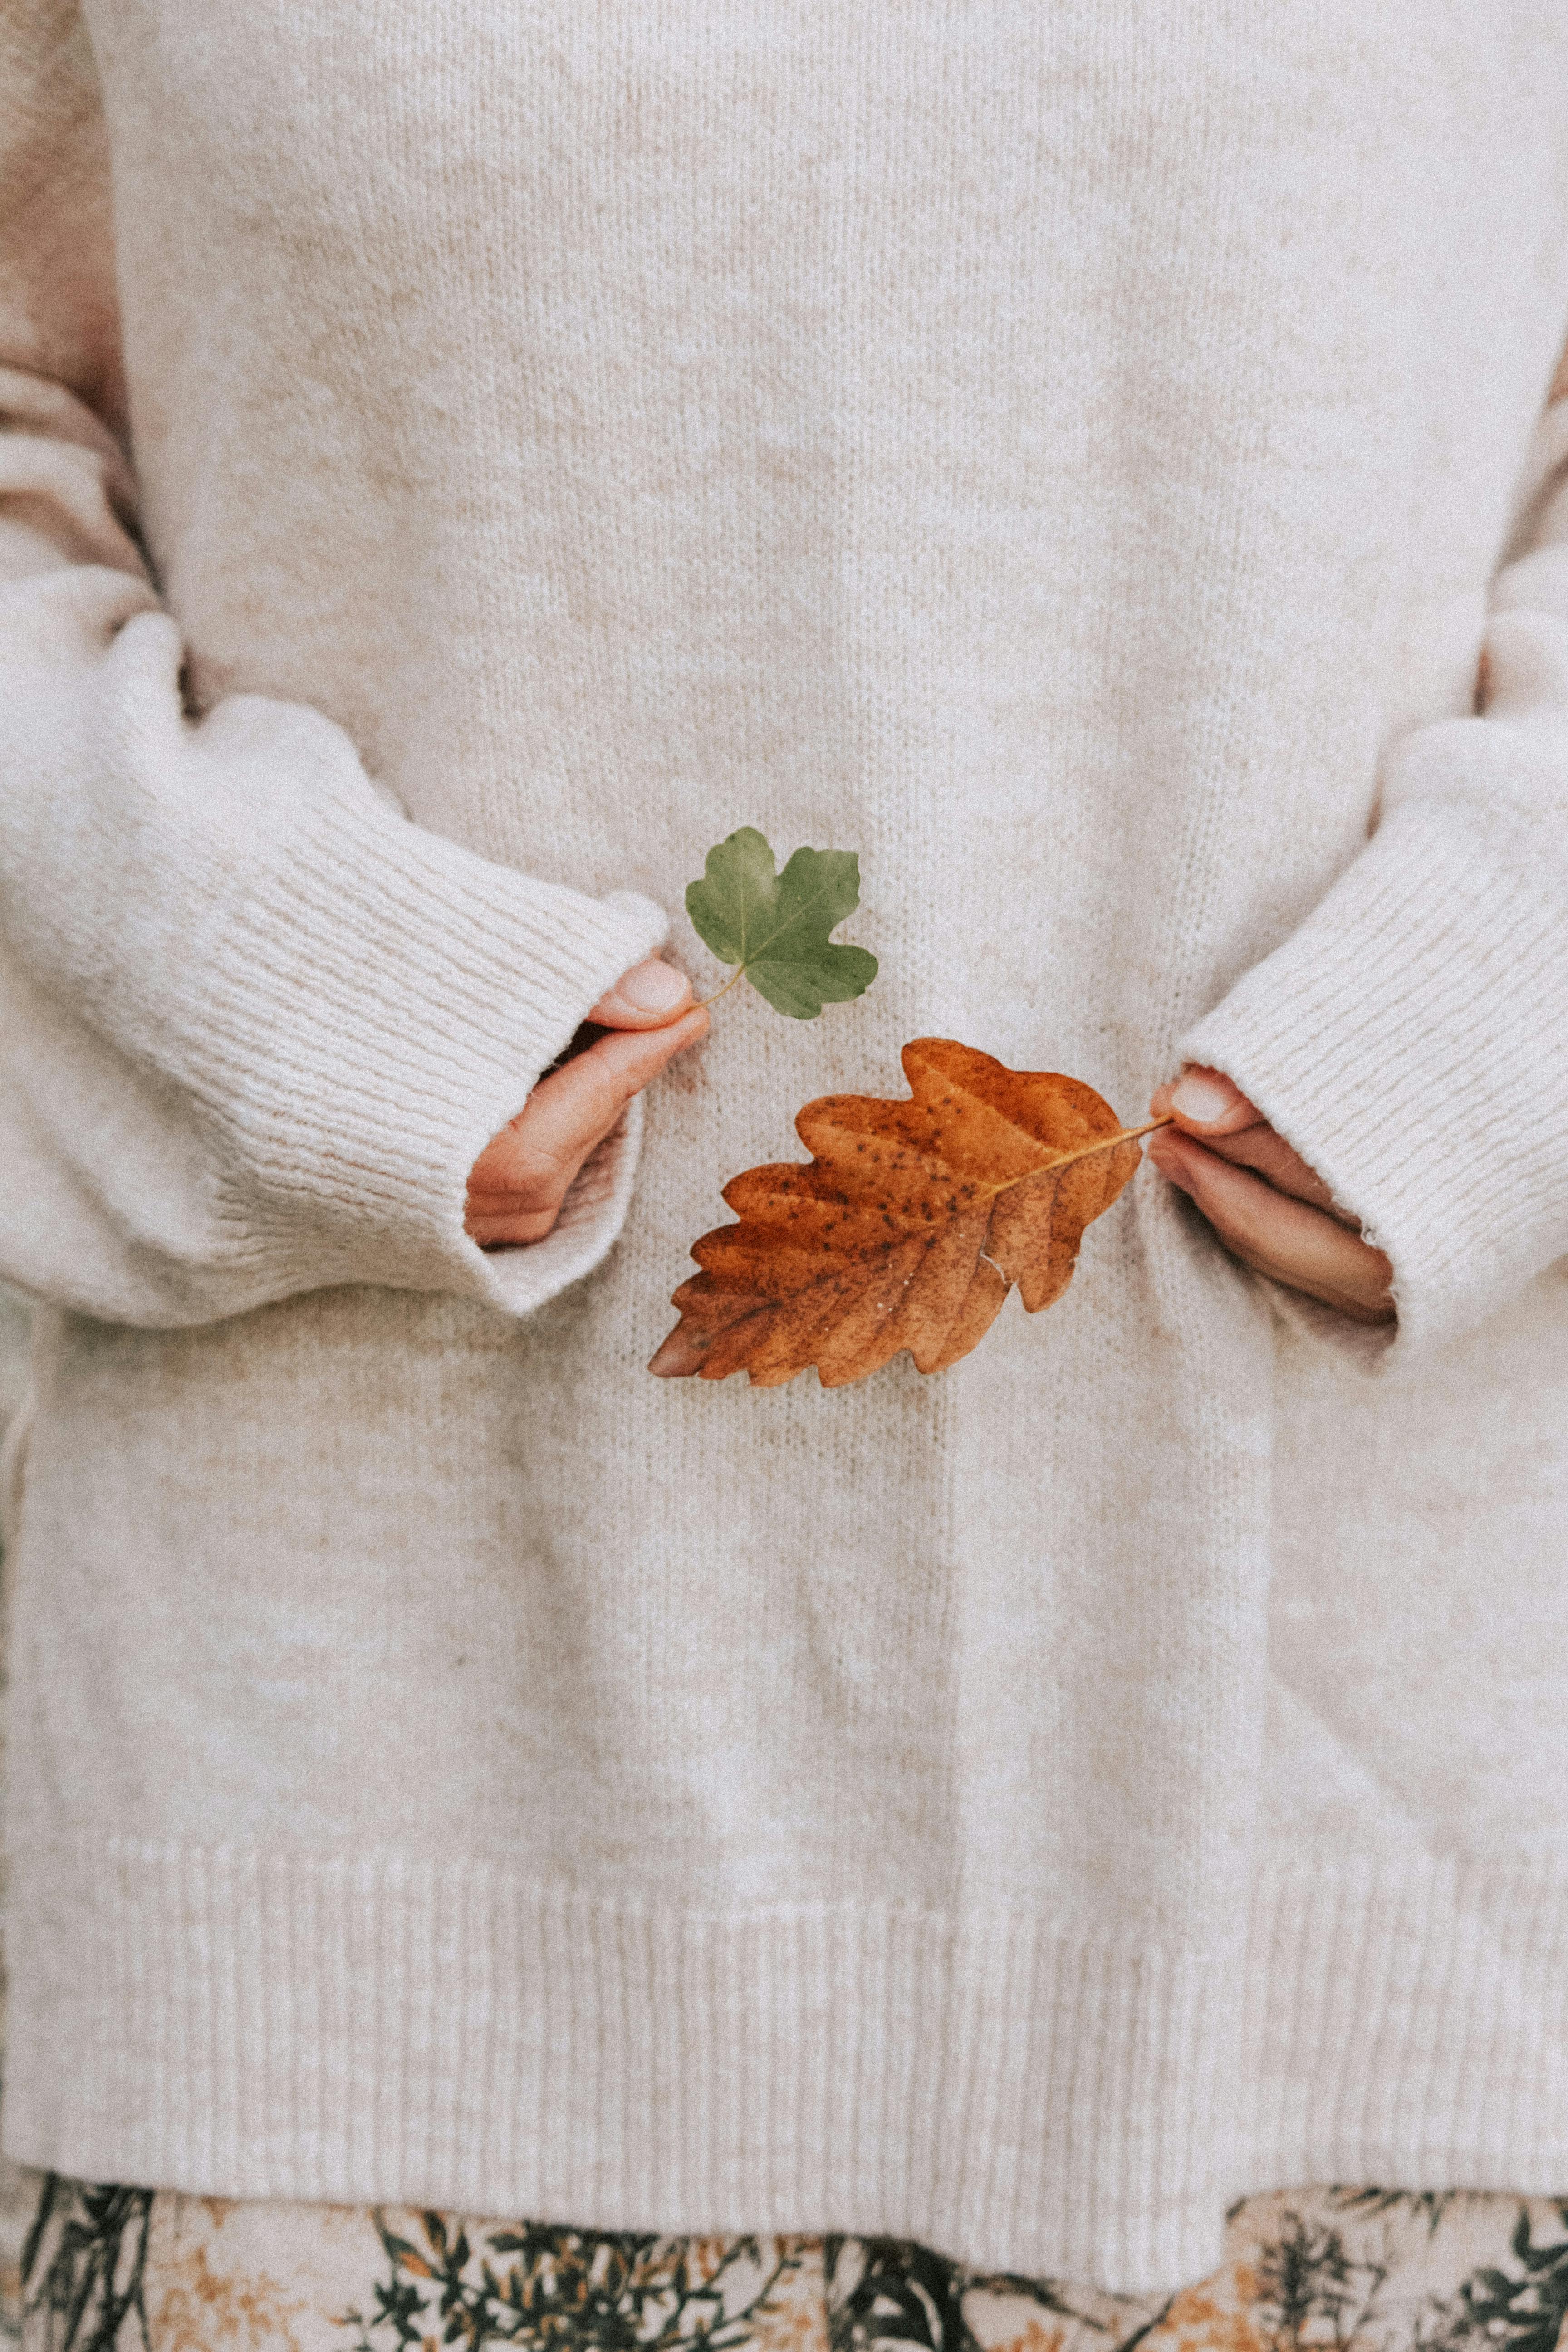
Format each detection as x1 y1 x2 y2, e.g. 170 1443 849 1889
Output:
649 1036 1164 1391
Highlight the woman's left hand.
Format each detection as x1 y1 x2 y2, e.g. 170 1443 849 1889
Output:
465 958 707 1248
1146 1067 1395 1326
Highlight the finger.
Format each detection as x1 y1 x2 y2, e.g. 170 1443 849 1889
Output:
466 1006 707 1242
1188 1120 1348 1219
510 1007 708 1161
467 1050 684 1243
1151 1065 1343 1217
471 1007 709 1200
588 956 695 1029
1146 1128 1394 1325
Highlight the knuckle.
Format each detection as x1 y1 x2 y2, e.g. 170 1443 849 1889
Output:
466 1171 568 1229
516 1170 568 1215
470 1205 562 1247
512 1207 561 1242
497 1152 571 1212
578 1063 633 1124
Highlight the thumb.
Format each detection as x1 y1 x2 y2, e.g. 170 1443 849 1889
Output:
1151 1065 1261 1137
589 957 695 1029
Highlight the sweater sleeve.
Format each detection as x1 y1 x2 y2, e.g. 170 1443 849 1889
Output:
1181 377 1568 1360
0 1 667 1330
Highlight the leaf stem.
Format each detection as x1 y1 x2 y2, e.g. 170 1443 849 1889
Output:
988 1111 1174 1200
694 967 747 1011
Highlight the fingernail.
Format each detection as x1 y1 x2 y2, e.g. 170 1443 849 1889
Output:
615 960 690 1014
1171 1071 1236 1124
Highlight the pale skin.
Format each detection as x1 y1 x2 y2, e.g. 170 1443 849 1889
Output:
1145 1068 1395 1326
465 973 1393 1328
465 957 707 1247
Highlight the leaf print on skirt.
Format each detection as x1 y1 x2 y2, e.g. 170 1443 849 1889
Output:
10 2179 1568 2352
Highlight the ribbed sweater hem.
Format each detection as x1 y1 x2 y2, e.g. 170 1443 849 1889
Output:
6 1842 1568 2293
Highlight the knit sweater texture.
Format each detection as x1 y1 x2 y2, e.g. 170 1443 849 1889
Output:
4 0 1568 2297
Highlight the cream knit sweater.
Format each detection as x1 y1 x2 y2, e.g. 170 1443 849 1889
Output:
4 0 1568 2298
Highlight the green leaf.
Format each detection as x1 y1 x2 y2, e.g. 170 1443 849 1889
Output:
686 827 878 1019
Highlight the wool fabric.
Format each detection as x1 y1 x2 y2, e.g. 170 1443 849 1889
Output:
3 0 1568 2298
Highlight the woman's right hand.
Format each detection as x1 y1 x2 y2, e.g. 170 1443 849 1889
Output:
464 959 708 1247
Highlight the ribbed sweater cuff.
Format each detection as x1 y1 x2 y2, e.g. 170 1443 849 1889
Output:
1181 796 1568 1357
200 785 669 1316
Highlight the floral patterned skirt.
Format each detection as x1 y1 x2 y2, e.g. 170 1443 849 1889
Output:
9 2178 1568 2352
